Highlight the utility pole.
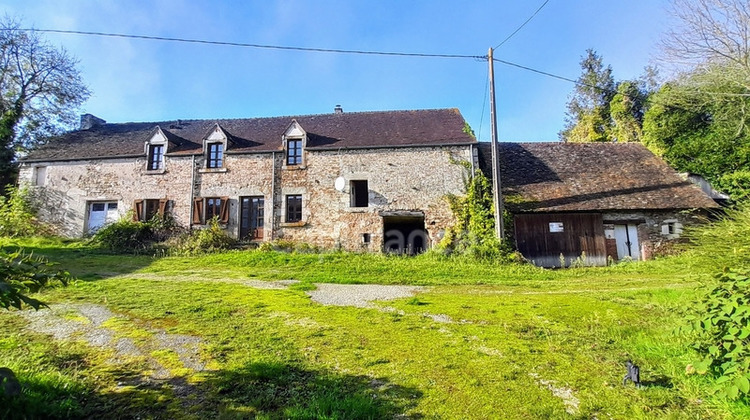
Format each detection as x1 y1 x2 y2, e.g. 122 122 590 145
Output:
488 47 504 241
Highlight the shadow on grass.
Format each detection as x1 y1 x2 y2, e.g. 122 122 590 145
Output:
640 375 674 389
0 240 157 282
2 361 423 419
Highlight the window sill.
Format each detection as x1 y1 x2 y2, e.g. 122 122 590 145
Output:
198 168 228 174
280 221 306 227
143 169 167 175
345 207 369 213
282 165 306 171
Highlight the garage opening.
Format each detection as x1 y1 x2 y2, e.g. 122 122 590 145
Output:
382 215 427 255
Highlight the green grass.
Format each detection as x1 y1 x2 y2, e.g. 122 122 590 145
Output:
1 235 749 418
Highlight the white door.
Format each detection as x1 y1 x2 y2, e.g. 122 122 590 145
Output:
88 202 118 233
614 224 640 260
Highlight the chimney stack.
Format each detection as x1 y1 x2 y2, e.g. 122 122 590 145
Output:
80 114 106 130
334 105 343 114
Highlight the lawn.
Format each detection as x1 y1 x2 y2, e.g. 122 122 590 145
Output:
1 237 748 419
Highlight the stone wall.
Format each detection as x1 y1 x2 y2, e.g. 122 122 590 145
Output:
19 145 473 252
601 209 708 261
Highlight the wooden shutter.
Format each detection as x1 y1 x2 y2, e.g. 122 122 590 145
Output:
133 199 144 221
192 198 204 225
219 196 230 224
158 199 168 218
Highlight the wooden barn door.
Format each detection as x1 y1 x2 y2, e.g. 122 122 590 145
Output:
514 213 607 267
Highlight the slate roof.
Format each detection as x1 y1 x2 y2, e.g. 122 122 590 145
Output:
23 108 476 162
477 142 719 212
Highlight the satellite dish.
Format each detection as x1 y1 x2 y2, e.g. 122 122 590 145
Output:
334 177 346 191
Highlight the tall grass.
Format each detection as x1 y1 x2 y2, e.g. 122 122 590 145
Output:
681 206 750 271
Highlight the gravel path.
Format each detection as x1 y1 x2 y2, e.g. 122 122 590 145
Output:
17 303 206 382
305 284 424 308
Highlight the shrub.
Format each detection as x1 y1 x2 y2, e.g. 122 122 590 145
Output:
682 269 750 400
91 218 153 253
0 250 70 310
0 186 51 237
168 218 236 255
718 170 750 202
683 205 750 270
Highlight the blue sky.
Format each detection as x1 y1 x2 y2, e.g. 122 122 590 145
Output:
4 0 672 142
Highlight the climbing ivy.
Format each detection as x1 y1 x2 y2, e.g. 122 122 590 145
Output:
442 169 511 260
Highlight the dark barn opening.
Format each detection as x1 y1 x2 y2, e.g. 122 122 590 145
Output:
382 215 427 255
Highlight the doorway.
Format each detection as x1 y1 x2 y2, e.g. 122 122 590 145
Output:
383 216 427 255
240 196 264 240
87 201 118 233
614 224 640 260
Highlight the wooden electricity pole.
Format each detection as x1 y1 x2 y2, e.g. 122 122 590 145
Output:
488 48 504 241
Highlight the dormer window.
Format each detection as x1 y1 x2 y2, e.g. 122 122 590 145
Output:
283 120 306 168
287 139 302 165
145 127 169 173
207 142 224 168
147 144 164 170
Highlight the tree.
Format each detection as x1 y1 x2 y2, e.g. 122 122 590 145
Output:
0 19 89 189
559 49 615 142
662 0 750 83
642 0 750 200
0 250 69 310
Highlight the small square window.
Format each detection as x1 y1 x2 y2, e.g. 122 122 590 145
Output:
286 195 302 222
362 233 371 244
207 143 224 168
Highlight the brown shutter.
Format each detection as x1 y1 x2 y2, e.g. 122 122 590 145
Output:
219 196 230 224
133 199 144 221
158 199 168 218
192 198 204 225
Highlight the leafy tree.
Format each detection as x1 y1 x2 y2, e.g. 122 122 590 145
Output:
0 19 89 189
642 76 750 185
0 250 69 310
559 49 616 142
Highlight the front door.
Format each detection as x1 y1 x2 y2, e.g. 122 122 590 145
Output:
87 201 118 233
614 224 640 260
240 196 264 240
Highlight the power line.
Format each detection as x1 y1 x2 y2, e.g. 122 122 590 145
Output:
15 28 486 60
494 0 551 50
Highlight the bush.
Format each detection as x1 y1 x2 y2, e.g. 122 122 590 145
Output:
168 218 236 255
684 205 750 270
0 250 70 310
91 218 153 253
718 170 750 202
682 269 750 400
0 186 51 237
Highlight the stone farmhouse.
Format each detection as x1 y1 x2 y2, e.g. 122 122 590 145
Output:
19 107 720 263
478 142 720 267
19 108 478 254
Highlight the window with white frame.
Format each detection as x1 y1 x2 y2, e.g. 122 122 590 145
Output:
147 144 164 170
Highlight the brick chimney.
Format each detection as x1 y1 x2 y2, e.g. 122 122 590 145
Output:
334 105 343 114
80 114 106 130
